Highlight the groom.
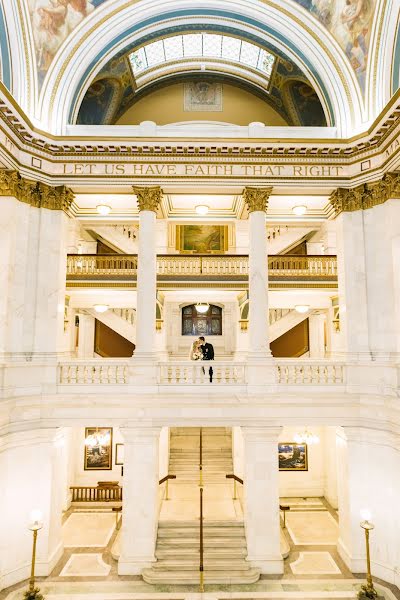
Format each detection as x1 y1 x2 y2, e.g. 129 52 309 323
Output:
199 336 214 382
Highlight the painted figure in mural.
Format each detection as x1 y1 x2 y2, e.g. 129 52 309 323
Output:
293 0 374 91
28 0 98 82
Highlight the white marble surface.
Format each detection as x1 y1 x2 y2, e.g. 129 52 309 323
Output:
135 209 157 355
290 552 341 574
60 553 111 576
62 513 115 547
248 209 270 356
285 511 339 545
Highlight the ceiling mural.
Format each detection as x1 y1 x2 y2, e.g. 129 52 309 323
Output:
294 0 375 92
27 0 108 86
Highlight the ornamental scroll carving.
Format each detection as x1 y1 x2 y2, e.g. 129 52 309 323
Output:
330 172 400 216
243 186 273 213
0 170 74 212
133 186 163 212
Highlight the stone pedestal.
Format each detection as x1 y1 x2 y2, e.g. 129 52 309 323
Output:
118 427 161 575
242 426 283 574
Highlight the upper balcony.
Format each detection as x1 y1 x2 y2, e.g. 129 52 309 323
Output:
66 254 337 289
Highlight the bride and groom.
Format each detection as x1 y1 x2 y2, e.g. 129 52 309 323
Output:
189 336 214 382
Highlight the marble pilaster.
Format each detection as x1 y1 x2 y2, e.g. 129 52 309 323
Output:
308 313 326 358
77 313 95 358
118 427 161 575
242 426 283 574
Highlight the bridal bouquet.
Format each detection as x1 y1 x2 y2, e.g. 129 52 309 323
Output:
192 349 203 361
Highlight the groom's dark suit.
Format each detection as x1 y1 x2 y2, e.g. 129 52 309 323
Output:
200 342 214 382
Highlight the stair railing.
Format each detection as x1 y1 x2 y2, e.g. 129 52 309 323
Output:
226 474 291 526
199 427 204 592
226 473 243 500
159 474 176 501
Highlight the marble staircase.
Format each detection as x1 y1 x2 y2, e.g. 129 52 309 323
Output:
142 427 260 585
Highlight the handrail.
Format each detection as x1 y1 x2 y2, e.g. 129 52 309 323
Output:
226 473 243 500
159 474 176 501
280 504 290 529
199 427 204 592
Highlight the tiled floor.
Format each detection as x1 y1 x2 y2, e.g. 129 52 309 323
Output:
1 498 397 600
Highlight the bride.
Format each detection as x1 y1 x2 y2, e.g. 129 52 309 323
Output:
189 338 203 361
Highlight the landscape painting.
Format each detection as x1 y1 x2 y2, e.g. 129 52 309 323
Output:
177 225 227 253
84 427 113 470
278 442 308 471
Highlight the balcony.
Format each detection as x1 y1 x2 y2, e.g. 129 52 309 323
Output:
66 254 337 288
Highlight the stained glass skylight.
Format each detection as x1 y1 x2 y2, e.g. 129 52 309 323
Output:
129 33 275 81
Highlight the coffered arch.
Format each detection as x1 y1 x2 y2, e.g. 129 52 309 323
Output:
36 0 364 136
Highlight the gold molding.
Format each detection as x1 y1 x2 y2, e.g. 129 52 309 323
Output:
243 186 273 213
0 169 74 212
330 171 400 215
133 185 163 212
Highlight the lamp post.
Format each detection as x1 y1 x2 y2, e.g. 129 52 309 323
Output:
24 510 44 600
357 511 378 599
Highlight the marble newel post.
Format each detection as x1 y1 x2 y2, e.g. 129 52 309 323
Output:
118 427 161 575
242 426 283 574
133 186 162 359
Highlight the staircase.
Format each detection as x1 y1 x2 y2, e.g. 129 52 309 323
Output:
142 427 260 585
87 224 138 254
87 307 136 344
270 308 311 342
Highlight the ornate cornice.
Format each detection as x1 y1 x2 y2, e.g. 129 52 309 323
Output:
330 172 400 216
133 185 163 212
243 186 273 213
0 169 74 212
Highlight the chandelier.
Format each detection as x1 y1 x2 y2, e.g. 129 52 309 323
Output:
195 302 210 314
294 429 320 445
85 428 111 448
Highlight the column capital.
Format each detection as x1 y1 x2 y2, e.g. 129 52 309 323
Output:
0 169 74 213
243 186 273 213
133 185 163 212
329 172 400 216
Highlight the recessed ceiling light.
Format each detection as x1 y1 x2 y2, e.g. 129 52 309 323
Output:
195 204 209 216
93 304 109 313
292 205 307 216
295 304 310 314
96 204 111 216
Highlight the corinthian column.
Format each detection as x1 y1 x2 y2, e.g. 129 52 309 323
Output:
243 186 272 358
133 186 162 358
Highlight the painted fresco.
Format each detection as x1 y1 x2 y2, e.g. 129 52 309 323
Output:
27 0 108 85
293 0 375 91
283 80 327 126
76 78 121 124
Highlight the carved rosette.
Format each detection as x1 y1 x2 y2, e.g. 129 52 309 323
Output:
133 186 163 212
0 170 74 212
243 186 273 213
330 172 400 216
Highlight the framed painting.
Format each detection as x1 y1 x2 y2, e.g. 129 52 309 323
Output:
176 225 228 254
115 443 125 465
84 428 113 470
278 442 308 471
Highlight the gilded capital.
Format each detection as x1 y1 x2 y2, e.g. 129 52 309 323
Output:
133 186 163 212
330 172 400 216
0 169 74 213
243 186 273 213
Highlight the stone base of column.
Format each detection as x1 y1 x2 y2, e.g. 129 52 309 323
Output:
118 555 156 575
130 354 158 386
247 555 284 575
247 354 276 388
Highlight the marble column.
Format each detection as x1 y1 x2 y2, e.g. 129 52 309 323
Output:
118 426 161 575
77 313 95 358
243 187 272 358
308 312 326 357
335 210 370 359
133 186 162 358
336 427 400 587
242 426 283 574
0 427 64 591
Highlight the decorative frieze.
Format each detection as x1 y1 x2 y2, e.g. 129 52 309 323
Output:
243 186 273 213
133 185 163 212
330 172 400 216
0 169 74 212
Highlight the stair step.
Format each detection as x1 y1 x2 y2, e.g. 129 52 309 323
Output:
155 548 247 559
142 568 260 584
157 538 247 548
159 520 243 528
158 528 245 538
152 559 251 571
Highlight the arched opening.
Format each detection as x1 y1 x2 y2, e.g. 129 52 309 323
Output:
182 304 223 336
